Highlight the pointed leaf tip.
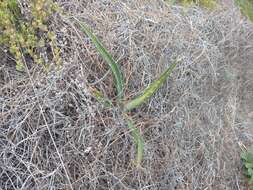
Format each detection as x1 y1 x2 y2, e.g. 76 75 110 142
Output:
76 19 124 100
124 62 177 112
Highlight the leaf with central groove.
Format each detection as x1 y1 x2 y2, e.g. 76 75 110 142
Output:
76 20 124 100
124 62 177 112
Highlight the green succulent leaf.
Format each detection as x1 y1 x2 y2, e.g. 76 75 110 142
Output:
126 118 144 167
76 20 124 100
124 62 177 112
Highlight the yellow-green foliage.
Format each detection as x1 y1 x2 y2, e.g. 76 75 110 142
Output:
235 0 253 22
0 0 60 71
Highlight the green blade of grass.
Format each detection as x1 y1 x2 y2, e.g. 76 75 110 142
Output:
76 19 124 100
124 62 177 112
126 118 144 167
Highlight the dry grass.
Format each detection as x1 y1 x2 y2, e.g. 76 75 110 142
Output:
1 0 253 189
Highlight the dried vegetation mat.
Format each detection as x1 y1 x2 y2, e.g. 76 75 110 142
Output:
1 0 253 189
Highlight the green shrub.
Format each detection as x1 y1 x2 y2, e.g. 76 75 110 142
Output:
0 0 60 71
76 19 177 167
241 145 253 187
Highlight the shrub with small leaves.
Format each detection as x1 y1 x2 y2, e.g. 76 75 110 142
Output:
241 145 253 187
0 0 60 71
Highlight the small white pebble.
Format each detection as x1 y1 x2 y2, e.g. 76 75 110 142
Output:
84 147 92 154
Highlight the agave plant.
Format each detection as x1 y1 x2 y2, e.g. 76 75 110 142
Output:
75 18 177 167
